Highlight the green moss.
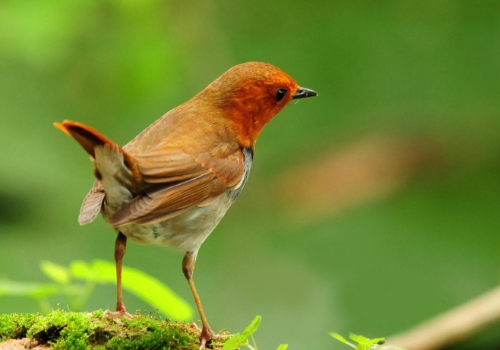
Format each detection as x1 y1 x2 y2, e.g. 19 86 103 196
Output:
0 313 37 340
0 310 227 349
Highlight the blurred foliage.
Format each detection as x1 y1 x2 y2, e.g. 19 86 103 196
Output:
0 1 499 350
330 333 401 350
1 260 192 321
70 260 192 320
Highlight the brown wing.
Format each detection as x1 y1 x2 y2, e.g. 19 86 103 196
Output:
135 148 207 184
79 180 105 225
108 144 245 226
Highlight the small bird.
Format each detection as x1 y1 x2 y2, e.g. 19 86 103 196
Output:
55 62 317 348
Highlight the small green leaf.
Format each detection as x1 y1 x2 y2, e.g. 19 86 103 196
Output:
350 333 371 344
222 316 262 350
329 333 357 349
350 333 385 349
40 261 70 284
330 333 350 344
222 334 247 350
276 344 288 350
241 315 261 338
333 332 400 350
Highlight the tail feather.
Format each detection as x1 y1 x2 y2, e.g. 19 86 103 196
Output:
54 120 119 159
54 120 142 225
54 120 140 180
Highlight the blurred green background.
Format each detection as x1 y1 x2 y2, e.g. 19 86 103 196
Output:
1 1 500 349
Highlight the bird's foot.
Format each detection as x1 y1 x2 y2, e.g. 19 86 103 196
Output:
191 323 231 349
198 328 216 350
103 308 133 319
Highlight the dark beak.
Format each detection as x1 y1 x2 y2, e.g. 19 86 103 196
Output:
292 87 318 99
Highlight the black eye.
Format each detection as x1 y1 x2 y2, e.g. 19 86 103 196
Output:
276 88 287 102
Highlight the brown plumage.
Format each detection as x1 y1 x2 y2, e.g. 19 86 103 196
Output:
55 62 317 349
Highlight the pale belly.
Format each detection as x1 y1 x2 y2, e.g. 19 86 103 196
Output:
117 190 237 252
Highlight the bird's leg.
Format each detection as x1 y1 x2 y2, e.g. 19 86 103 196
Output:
104 232 132 318
114 232 128 313
183 251 221 349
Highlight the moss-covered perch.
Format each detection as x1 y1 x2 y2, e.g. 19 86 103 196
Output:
0 310 229 350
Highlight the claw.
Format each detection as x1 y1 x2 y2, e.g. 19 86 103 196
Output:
192 321 202 333
103 309 133 319
192 324 231 349
199 337 207 350
199 327 215 349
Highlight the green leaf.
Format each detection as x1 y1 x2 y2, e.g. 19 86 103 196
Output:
276 344 288 350
350 333 385 349
222 334 248 350
331 332 388 350
69 260 94 280
241 315 261 338
70 260 193 320
0 280 60 299
70 260 114 283
350 334 371 344
40 261 70 284
329 333 357 349
222 316 262 350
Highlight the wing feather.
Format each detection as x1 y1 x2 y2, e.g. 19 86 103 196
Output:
79 180 105 225
108 144 245 226
134 148 206 183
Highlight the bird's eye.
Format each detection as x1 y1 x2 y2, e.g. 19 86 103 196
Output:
275 88 287 102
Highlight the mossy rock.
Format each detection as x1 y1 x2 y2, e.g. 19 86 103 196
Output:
0 310 228 350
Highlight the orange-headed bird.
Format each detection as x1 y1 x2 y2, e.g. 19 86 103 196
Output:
55 62 317 348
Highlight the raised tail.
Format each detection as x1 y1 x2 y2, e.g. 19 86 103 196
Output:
54 120 141 225
54 120 140 179
54 120 114 157
54 120 133 168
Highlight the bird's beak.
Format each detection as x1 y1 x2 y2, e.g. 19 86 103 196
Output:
292 87 318 99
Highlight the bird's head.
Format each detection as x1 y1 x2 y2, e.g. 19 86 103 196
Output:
200 62 317 149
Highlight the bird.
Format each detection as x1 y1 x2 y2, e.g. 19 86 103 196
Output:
54 62 317 348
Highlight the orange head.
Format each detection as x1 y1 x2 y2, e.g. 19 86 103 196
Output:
198 62 317 149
